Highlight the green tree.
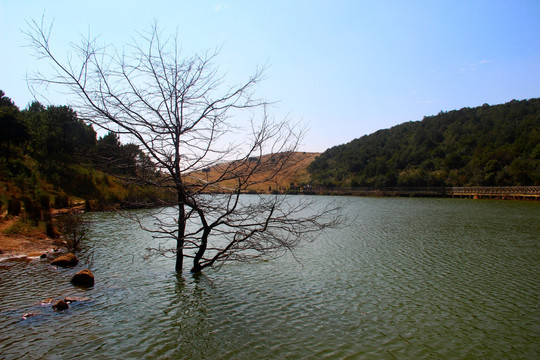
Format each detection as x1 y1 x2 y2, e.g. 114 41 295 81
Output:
0 90 28 162
308 98 540 187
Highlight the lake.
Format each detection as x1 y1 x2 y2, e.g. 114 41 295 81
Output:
1 196 539 359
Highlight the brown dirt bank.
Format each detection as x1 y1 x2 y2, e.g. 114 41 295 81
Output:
0 224 62 260
0 205 84 260
0 217 67 260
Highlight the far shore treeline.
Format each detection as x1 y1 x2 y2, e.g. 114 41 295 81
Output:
308 98 540 188
1 90 539 214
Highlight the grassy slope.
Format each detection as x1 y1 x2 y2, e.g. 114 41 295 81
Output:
190 152 320 193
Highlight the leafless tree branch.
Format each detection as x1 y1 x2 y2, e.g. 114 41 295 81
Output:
26 19 343 274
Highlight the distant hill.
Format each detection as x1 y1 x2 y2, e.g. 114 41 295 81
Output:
189 152 320 193
308 98 540 187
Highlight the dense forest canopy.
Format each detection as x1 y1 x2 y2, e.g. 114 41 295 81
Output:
0 89 160 210
308 98 540 187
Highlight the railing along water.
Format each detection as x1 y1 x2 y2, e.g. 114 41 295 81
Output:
450 186 540 200
301 186 540 200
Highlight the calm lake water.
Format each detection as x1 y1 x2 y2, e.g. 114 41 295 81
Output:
1 196 539 359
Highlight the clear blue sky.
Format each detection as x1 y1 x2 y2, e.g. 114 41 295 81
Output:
1 1 539 152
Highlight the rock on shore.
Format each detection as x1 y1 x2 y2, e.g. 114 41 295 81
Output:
51 253 79 267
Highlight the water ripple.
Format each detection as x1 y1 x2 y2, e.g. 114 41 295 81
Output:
1 198 539 359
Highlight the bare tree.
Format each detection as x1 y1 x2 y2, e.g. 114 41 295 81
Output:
57 210 89 252
26 19 342 273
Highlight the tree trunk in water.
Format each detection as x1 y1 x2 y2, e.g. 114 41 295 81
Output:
191 262 201 273
191 229 209 273
175 203 186 272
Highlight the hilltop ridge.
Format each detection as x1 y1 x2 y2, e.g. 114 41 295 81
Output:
308 98 540 188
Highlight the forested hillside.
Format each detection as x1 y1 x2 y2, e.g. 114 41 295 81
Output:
308 98 540 187
3 90 539 211
0 90 163 214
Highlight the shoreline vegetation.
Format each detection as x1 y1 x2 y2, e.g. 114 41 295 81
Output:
1 185 538 262
1 90 539 260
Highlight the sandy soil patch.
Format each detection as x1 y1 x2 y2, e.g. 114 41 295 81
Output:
0 218 66 260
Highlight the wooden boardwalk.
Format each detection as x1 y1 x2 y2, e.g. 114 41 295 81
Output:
302 186 540 200
450 186 540 200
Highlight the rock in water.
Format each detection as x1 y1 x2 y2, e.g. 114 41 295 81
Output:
40 298 55 305
70 269 95 287
52 300 69 311
22 312 41 319
63 296 91 303
51 253 79 267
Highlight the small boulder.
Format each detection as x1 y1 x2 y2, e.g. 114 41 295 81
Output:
51 253 79 267
27 251 43 258
22 312 41 320
70 269 95 287
52 300 69 311
40 298 55 305
64 296 91 303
